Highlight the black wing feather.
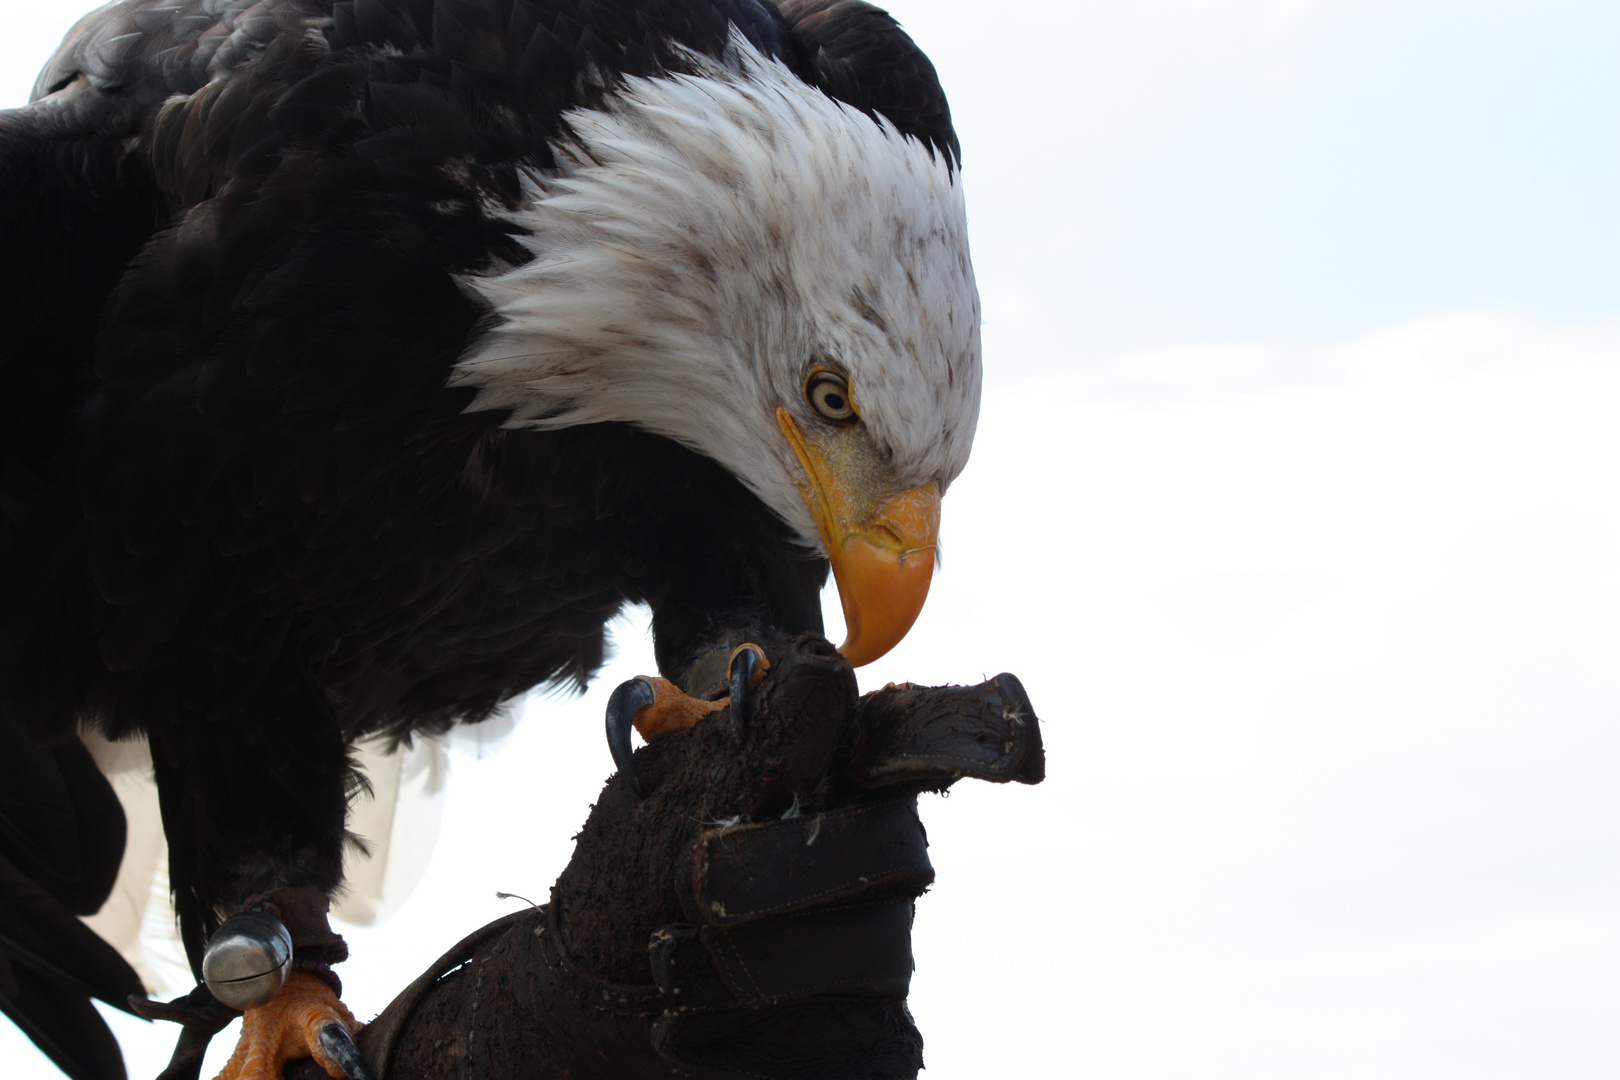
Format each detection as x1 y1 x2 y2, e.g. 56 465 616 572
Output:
0 719 139 1079
0 953 131 1080
776 0 959 166
0 733 125 923
0 852 143 1011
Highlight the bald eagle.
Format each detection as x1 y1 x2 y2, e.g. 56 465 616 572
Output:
0 0 979 1076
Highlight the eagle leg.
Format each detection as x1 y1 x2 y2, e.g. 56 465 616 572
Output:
210 969 370 1080
604 645 770 797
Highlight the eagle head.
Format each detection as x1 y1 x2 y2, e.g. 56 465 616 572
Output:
452 40 981 666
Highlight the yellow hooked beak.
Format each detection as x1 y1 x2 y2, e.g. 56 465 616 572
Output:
776 407 941 667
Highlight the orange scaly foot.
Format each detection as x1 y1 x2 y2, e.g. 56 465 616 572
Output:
213 970 367 1080
605 644 769 796
626 676 728 741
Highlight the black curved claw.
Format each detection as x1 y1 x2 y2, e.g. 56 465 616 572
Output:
605 677 655 798
727 644 766 737
318 1020 378 1080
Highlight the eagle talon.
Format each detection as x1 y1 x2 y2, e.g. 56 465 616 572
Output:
317 1020 377 1080
726 643 769 736
211 969 361 1080
606 677 656 799
605 671 740 797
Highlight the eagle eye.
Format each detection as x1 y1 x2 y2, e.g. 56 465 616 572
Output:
807 371 857 423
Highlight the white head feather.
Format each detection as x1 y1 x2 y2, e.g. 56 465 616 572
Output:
451 37 981 550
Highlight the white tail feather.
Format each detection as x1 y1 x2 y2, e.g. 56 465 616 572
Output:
77 733 188 995
335 736 449 926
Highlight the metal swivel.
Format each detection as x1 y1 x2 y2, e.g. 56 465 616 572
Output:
201 911 293 1010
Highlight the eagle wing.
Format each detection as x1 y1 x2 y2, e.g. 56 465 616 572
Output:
0 724 143 1080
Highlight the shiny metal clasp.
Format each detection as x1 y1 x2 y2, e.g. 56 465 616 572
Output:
201 911 294 1010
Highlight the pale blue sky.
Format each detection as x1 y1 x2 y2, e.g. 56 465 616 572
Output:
893 0 1620 361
